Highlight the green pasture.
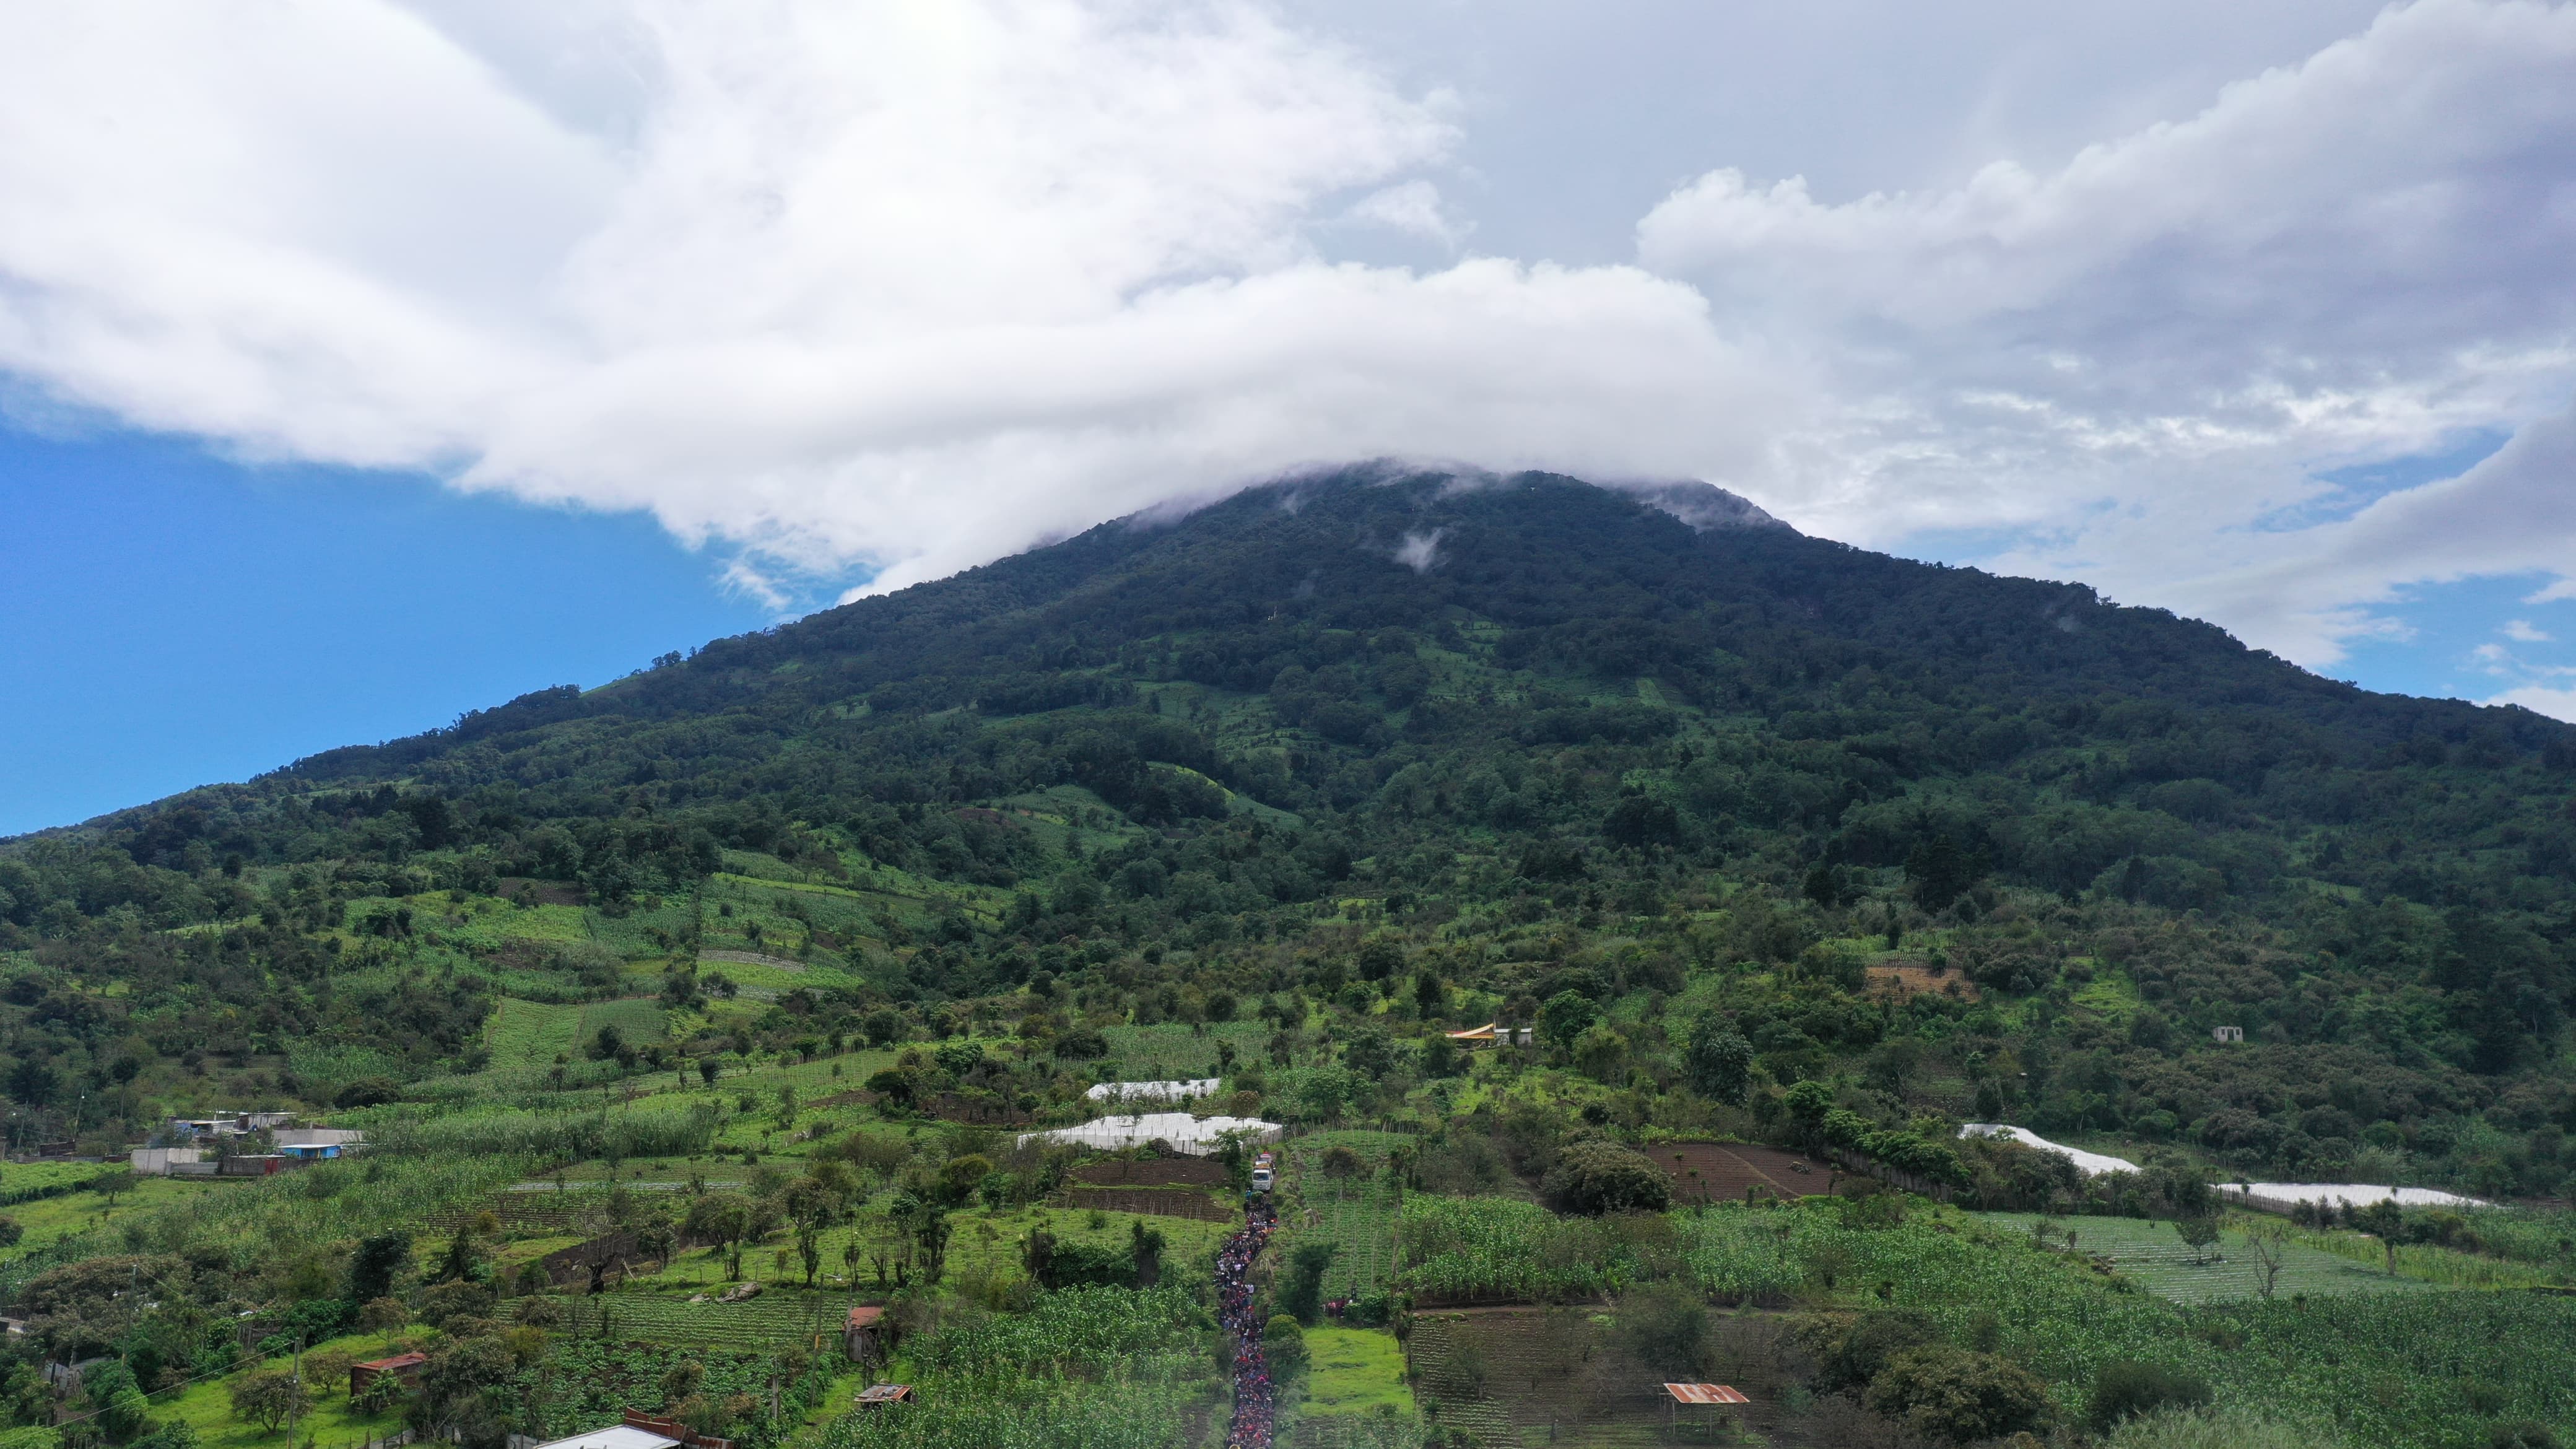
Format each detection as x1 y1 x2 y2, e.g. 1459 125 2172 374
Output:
1978 1212 2452 1303
147 1330 412 1449
1298 1328 1411 1417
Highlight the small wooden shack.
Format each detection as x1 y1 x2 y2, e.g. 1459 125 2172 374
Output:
350 1352 427 1396
1663 1383 1749 1436
853 1385 915 1409
844 1306 887 1365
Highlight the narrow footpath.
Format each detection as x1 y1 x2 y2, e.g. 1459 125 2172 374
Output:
1218 1202 1279 1449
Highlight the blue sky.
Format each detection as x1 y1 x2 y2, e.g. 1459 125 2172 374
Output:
3 1 2572 833
0 428 783 835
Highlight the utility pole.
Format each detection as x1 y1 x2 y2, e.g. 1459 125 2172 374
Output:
286 1335 305 1449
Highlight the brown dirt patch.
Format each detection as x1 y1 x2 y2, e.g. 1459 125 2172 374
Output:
1864 960 1978 1002
1058 1186 1234 1222
1648 1142 1825 1206
1069 1157 1230 1188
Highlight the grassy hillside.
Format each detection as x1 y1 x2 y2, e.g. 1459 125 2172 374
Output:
0 468 2572 1447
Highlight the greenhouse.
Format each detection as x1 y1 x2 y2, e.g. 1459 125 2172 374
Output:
1958 1123 2140 1177
1017 1112 1282 1155
1084 1077 1223 1105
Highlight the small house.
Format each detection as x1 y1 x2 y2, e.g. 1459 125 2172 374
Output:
350 1353 427 1396
520 1422 686 1449
611 1409 733 1449
2212 1026 2245 1044
844 1306 887 1365
276 1128 364 1162
218 1155 292 1176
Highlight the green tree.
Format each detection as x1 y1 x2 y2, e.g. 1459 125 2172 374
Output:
1682 1015 1753 1104
1541 1139 1671 1215
1862 1344 2051 1445
228 1367 309 1434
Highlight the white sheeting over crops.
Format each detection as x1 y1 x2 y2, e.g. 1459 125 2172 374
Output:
1084 1079 1221 1104
2219 1182 2488 1209
1959 1123 2141 1177
1017 1112 1282 1155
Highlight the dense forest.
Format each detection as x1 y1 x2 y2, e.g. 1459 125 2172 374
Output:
4 466 2571 1199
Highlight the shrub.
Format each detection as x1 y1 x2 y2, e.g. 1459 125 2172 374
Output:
1278 1243 1338 1323
1541 1139 1671 1215
1801 1310 1938 1394
2100 1406 2352 1449
1861 1344 2052 1445
2087 1360 2214 1432
1612 1286 1710 1376
359 1295 413 1333
1262 1316 1308 1376
336 1077 401 1108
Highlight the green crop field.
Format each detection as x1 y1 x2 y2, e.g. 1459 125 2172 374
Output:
1977 1212 2445 1303
1281 1133 1408 1301
554 1289 861 1351
484 998 585 1068
484 996 669 1073
1097 1022 1269 1081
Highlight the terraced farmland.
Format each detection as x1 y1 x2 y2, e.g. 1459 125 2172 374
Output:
1282 1133 1409 1301
1406 1310 1789 1449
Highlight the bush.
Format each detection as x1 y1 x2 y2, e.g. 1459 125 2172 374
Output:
1861 1344 2052 1445
1612 1286 1709 1376
1278 1243 1338 1323
1801 1310 1937 1394
1262 1316 1308 1375
1541 1139 1671 1215
335 1077 401 1108
2087 1360 2213 1432
2100 1406 2348 1449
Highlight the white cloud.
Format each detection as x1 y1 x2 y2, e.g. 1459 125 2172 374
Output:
2505 619 2554 642
2488 684 2576 723
1338 180 1468 248
1393 528 1445 571
0 0 2570 650
1635 0 2576 661
0 0 1785 593
2529 579 2576 604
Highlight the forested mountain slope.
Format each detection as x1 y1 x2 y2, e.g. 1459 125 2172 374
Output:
4 466 2574 1197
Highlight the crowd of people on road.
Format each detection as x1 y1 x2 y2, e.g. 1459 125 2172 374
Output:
1218 1202 1279 1449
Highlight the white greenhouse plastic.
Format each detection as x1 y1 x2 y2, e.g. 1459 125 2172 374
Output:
1017 1112 1282 1156
1958 1123 2141 1177
1084 1079 1222 1105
